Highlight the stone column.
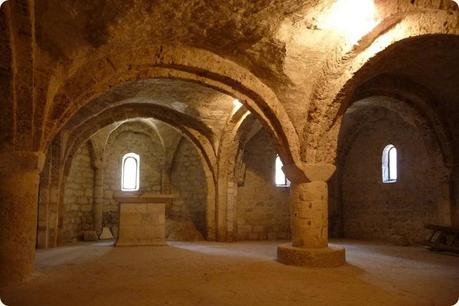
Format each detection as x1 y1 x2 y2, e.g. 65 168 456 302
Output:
93 160 105 236
277 163 345 267
0 151 44 286
290 181 328 248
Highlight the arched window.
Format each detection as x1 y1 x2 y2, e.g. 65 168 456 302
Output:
121 153 140 191
382 145 397 183
275 155 291 187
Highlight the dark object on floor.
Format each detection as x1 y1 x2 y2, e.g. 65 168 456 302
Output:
424 224 459 254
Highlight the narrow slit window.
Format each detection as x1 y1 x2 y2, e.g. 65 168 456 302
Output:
382 145 397 183
275 155 291 187
121 153 140 191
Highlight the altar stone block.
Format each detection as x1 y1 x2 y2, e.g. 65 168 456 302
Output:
113 192 175 247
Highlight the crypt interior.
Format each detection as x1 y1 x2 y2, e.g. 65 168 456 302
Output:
0 0 459 305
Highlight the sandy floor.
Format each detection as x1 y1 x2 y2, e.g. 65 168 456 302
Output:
1 240 458 306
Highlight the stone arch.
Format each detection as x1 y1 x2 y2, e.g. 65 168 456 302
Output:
62 103 217 182
318 75 455 165
304 10 458 163
332 96 452 242
102 120 167 190
105 119 165 156
216 105 284 241
40 45 302 173
216 107 255 241
336 97 445 169
57 106 217 242
351 75 454 166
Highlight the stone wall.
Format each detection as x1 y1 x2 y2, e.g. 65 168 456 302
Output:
236 130 290 240
61 122 210 242
170 138 207 240
62 143 94 243
103 123 164 237
336 108 448 245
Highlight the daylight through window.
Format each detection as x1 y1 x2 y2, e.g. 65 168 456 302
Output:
275 155 290 187
382 145 397 183
122 153 140 191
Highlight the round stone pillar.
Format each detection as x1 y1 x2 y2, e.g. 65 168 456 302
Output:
0 151 44 286
290 181 328 248
277 163 345 267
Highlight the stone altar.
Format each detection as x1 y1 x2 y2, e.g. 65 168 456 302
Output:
113 192 175 247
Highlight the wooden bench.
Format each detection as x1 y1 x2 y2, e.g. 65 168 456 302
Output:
424 224 459 254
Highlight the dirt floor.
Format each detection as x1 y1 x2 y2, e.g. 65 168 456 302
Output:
1 240 458 306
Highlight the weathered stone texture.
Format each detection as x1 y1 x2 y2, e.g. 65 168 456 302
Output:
0 0 457 286
0 151 42 286
336 107 448 245
103 123 164 236
63 143 94 242
237 129 290 240
170 138 207 239
60 120 211 243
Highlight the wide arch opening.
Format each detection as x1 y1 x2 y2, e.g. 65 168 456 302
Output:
37 78 235 247
58 118 212 244
330 96 450 244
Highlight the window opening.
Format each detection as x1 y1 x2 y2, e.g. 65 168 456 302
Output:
275 155 291 187
121 153 140 191
382 145 397 183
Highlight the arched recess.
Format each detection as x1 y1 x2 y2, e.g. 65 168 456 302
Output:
304 8 458 163
348 75 454 166
106 119 216 240
335 96 450 172
217 106 289 241
308 69 456 166
62 103 217 182
38 104 219 247
91 120 165 239
61 119 167 243
39 46 303 175
331 96 451 243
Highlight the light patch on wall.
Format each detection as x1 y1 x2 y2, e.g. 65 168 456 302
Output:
0 0 7 8
318 0 378 44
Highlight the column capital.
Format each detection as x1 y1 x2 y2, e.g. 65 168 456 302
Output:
92 158 105 170
282 162 336 183
303 163 336 182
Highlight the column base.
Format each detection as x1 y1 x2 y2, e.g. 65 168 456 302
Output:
277 243 346 267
